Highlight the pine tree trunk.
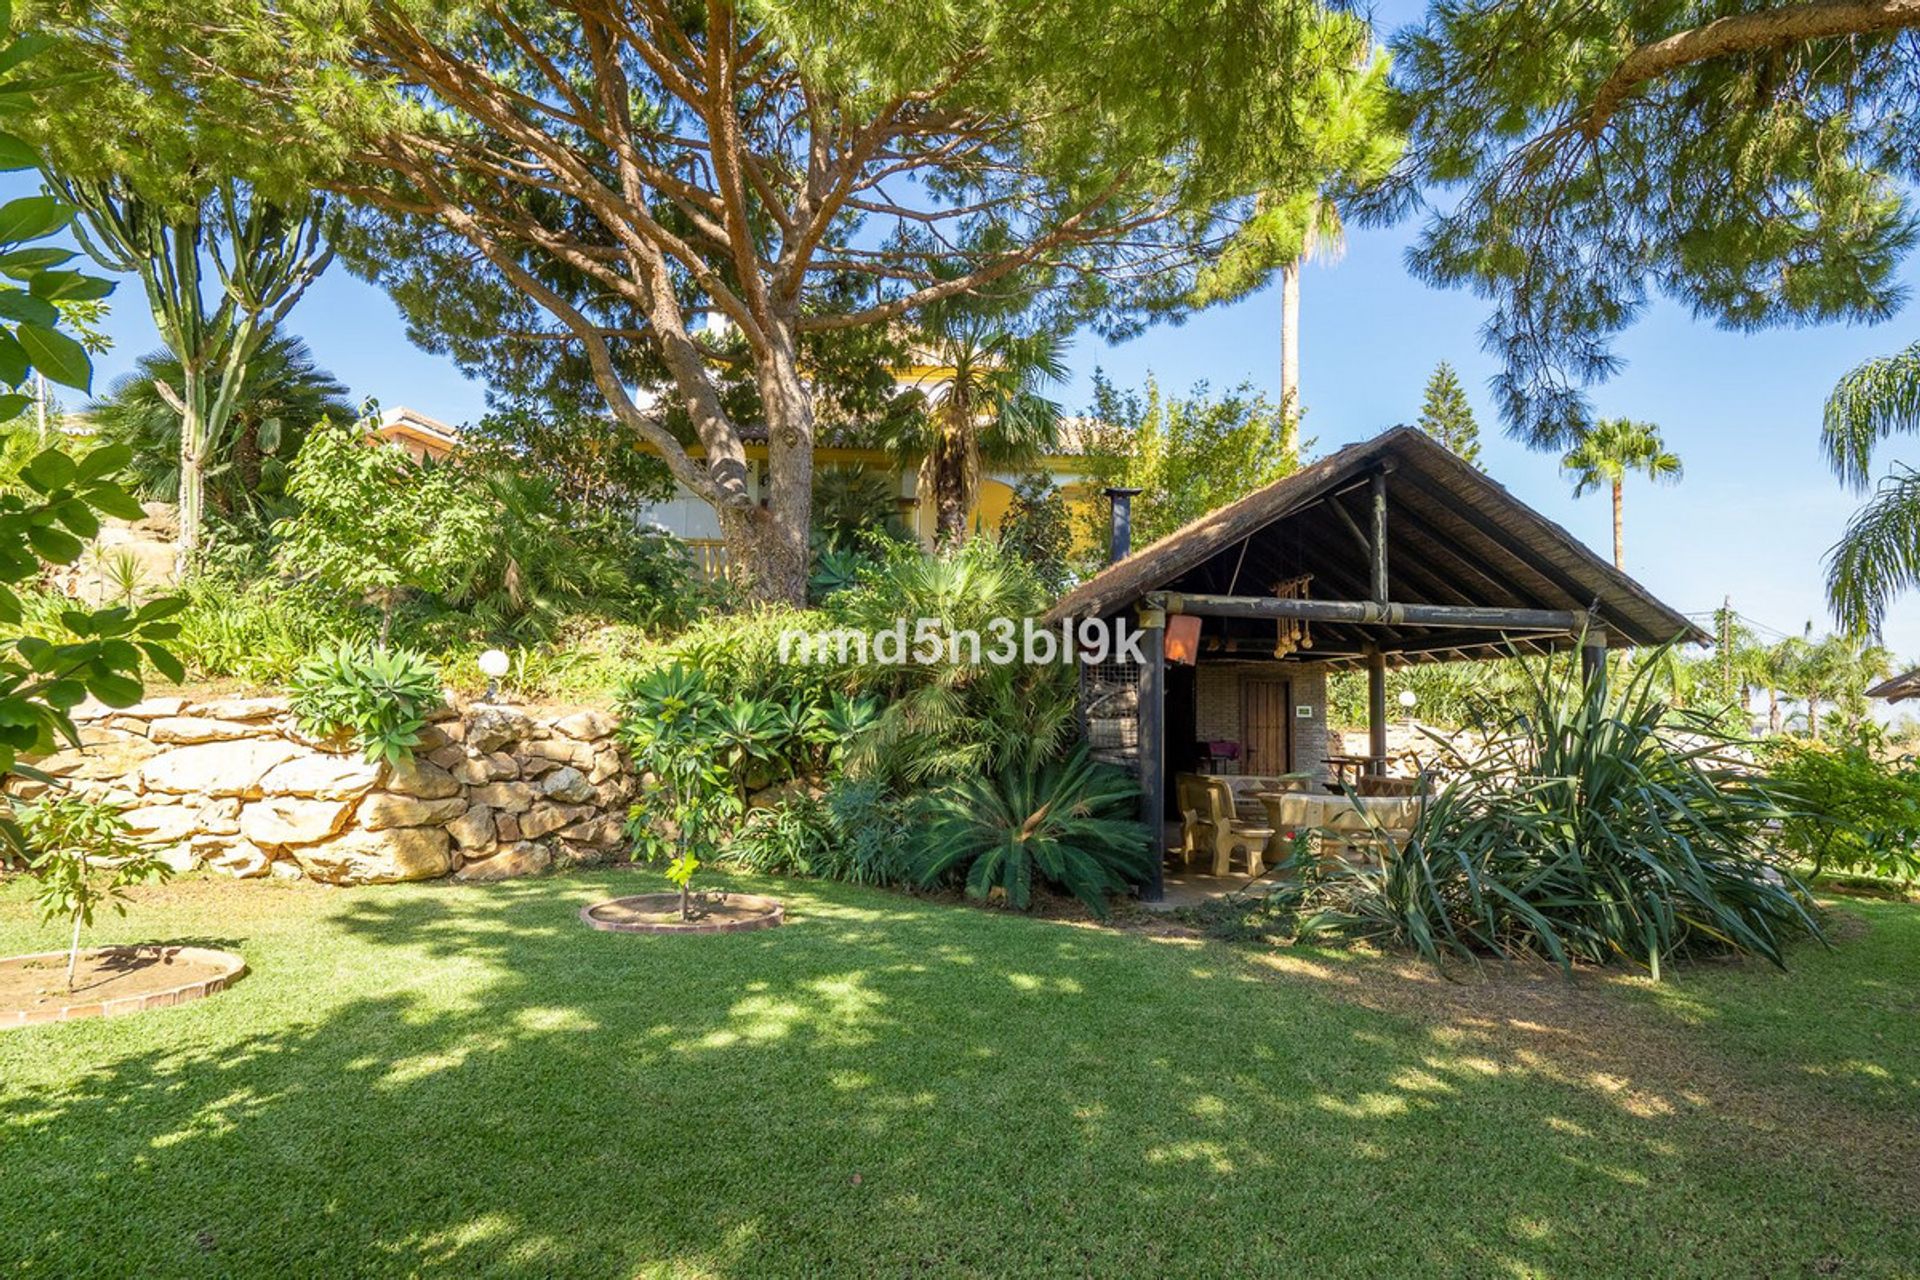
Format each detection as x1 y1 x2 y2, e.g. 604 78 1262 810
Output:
727 338 813 605
1611 479 1625 571
1279 259 1301 458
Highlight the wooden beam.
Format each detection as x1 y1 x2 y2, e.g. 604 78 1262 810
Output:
1369 470 1389 604
1151 592 1588 633
1137 609 1167 903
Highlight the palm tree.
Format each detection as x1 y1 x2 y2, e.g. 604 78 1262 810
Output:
1560 418 1683 571
88 334 354 532
890 319 1066 543
1277 194 1345 457
1821 339 1920 636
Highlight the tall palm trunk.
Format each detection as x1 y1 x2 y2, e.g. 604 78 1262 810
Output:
1610 478 1625 570
1279 259 1301 458
175 364 207 578
1767 688 1781 735
931 385 975 543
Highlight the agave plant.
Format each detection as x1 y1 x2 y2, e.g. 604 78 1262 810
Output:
912 743 1151 917
1291 652 1822 978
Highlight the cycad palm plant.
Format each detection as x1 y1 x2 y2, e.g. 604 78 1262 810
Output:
1560 418 1683 570
88 334 353 532
1823 338 1920 634
891 318 1066 542
913 743 1151 917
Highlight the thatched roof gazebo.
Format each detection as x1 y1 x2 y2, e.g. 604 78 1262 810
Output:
1046 426 1704 899
1867 670 1920 703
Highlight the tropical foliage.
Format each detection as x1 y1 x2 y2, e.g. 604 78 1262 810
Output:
886 317 1066 543
911 744 1151 918
17 793 171 990
88 334 354 532
1823 340 1920 635
273 415 491 641
1768 733 1920 884
1293 656 1818 978
831 537 1074 786
1559 418 1682 571
289 642 443 765
1073 373 1296 566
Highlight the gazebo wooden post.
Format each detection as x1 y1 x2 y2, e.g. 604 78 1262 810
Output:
1581 625 1609 699
1368 470 1389 775
1136 605 1167 902
1367 647 1388 777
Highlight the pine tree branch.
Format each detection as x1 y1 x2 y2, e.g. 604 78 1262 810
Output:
1583 0 1920 137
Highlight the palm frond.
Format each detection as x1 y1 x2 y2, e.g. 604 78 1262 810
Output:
1826 465 1920 636
1823 340 1920 493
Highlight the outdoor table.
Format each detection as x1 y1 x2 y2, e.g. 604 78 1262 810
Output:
1323 753 1396 790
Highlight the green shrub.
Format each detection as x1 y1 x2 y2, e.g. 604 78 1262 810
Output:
289 642 444 765
618 663 741 916
725 796 838 878
1767 735 1920 882
274 415 493 642
720 782 913 886
828 537 1075 784
17 794 172 991
1288 656 1821 978
823 778 912 886
172 566 373 684
912 743 1150 917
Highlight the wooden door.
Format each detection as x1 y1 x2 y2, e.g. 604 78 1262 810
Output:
1240 678 1291 776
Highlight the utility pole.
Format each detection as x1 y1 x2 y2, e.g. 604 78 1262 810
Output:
1719 595 1732 704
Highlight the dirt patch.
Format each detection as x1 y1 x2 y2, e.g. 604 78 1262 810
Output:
1 945 246 1028
580 892 783 934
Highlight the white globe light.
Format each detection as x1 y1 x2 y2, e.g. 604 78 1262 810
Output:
478 648 511 679
1398 689 1418 709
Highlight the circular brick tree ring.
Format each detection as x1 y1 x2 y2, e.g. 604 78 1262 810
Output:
581 892 784 935
1 945 247 1030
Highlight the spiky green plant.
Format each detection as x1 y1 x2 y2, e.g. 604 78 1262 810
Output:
912 744 1150 917
1291 652 1821 979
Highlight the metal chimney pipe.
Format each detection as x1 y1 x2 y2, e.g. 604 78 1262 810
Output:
1104 487 1142 563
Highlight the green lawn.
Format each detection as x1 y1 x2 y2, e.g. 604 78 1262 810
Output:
2 871 1916 1278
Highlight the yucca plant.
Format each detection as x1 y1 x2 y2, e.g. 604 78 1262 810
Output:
912 743 1151 917
1293 651 1822 978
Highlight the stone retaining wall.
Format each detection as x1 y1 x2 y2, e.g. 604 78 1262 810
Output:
12 696 634 885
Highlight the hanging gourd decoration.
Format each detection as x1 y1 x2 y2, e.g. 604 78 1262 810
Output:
1271 575 1313 659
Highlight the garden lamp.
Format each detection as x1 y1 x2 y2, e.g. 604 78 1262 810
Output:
478 648 510 702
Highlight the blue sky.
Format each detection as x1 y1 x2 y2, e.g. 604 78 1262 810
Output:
12 0 1920 662
27 187 1919 662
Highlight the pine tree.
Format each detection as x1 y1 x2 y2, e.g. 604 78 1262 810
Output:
1416 362 1482 467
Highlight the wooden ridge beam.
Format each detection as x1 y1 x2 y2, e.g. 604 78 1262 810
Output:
1148 592 1588 633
